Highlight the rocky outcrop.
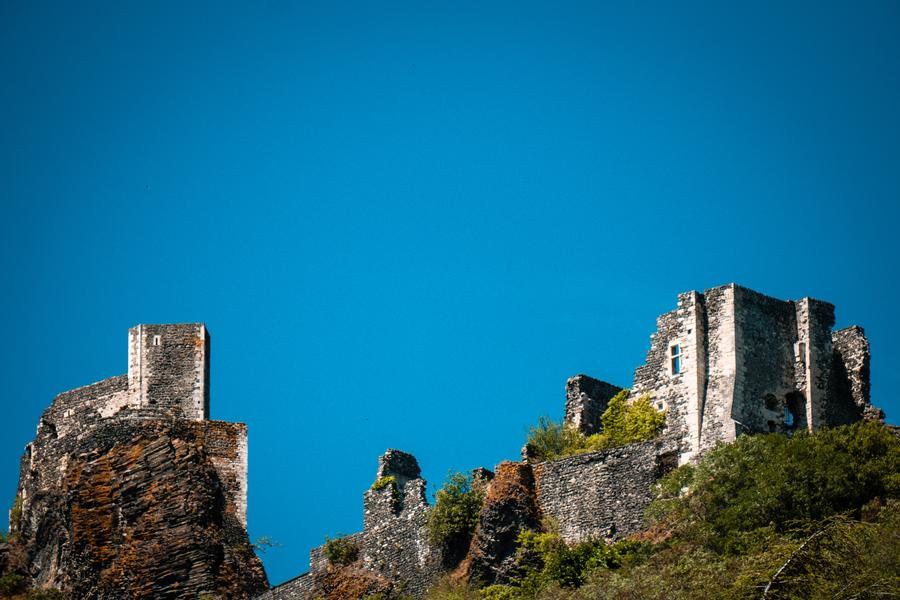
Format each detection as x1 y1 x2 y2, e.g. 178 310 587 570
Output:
11 419 268 599
458 462 541 586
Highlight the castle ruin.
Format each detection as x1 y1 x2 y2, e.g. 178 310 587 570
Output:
263 283 882 598
12 324 266 597
565 284 878 464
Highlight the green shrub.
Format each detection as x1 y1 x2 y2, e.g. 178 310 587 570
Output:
323 535 358 566
479 585 516 600
0 573 27 595
525 391 666 462
600 391 666 446
7 495 22 543
371 475 397 492
514 530 647 590
427 472 487 562
423 577 481 600
649 421 900 553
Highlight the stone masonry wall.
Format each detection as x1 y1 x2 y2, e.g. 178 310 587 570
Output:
128 323 209 421
564 375 622 436
730 286 802 435
202 420 249 528
264 450 443 600
830 326 877 424
532 440 677 543
632 291 706 462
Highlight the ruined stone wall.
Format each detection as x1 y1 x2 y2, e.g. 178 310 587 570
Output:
38 375 129 440
265 451 442 600
532 440 676 543
730 286 801 435
128 323 209 421
830 326 875 425
632 291 706 461
202 420 249 528
564 376 622 436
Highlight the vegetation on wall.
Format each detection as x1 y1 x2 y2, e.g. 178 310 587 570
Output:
427 472 488 564
7 496 22 544
324 536 359 567
425 421 900 600
525 391 666 462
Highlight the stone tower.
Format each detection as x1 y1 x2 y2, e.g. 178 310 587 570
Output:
127 323 210 420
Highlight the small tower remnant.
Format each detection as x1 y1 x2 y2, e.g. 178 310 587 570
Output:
564 375 623 436
128 323 210 420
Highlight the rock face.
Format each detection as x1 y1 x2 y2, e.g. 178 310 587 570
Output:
14 420 267 599
7 323 268 599
459 462 541 586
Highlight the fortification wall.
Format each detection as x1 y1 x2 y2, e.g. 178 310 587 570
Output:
39 375 129 440
202 420 249 528
533 440 676 543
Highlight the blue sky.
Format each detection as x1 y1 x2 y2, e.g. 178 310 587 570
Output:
2 0 898 585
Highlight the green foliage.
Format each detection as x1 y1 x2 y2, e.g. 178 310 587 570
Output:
323 535 359 566
648 420 900 553
478 585 515 600
525 391 666 462
371 475 397 492
600 391 666 446
7 496 22 544
514 530 647 591
427 472 487 551
423 577 481 600
26 589 64 600
423 422 900 600
0 573 26 596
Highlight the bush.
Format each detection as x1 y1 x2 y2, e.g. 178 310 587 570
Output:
7 496 22 543
371 476 397 492
648 421 900 553
515 530 647 591
479 585 515 600
0 573 26 596
323 535 359 566
525 391 666 462
427 472 487 562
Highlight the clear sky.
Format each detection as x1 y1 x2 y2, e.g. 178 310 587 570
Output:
2 0 899 586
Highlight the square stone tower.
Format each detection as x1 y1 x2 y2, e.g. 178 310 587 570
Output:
127 323 210 420
627 284 876 464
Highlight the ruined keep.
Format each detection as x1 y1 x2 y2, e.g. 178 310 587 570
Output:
567 283 880 464
9 324 267 599
262 283 882 599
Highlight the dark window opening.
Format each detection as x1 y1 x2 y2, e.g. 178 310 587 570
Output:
764 394 778 411
768 420 776 432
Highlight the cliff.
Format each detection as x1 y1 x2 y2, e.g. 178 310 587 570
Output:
8 418 268 599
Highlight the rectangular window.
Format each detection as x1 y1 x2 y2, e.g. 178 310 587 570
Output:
670 344 682 375
152 335 161 346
